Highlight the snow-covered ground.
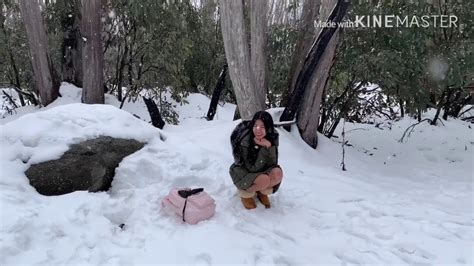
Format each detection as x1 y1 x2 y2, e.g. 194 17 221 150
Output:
0 83 472 265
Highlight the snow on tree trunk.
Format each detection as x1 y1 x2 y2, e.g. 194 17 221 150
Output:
250 0 268 107
219 0 264 121
19 0 60 107
298 0 343 148
81 0 104 104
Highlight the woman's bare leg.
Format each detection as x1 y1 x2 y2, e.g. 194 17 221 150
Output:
268 167 283 187
246 174 270 193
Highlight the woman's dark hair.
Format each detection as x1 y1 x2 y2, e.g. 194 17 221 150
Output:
247 111 278 164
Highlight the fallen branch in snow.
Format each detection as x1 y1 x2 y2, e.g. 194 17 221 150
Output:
398 118 431 143
345 128 369 134
2 90 18 109
119 89 133 109
458 106 473 118
461 116 474 123
435 117 445 126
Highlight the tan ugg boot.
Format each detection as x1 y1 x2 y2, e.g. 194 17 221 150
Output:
238 190 256 210
257 189 272 209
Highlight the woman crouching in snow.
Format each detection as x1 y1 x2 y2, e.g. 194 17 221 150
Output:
229 111 283 209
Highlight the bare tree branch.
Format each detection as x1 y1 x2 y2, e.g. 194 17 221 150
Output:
398 118 432 143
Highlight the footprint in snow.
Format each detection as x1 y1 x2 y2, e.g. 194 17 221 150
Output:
190 158 211 171
273 255 294 266
193 253 212 265
392 243 436 262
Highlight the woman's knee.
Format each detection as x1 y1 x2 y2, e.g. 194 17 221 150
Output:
254 174 271 188
269 168 283 185
246 174 270 192
270 167 283 179
272 167 283 177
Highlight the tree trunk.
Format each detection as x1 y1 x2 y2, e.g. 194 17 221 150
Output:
317 87 327 133
8 52 26 106
206 64 228 120
399 99 405 117
250 0 267 107
280 0 350 148
233 107 241 120
61 0 83 88
327 117 340 139
127 24 137 91
431 89 448 125
1 14 27 106
202 0 217 20
116 44 128 102
281 0 321 107
396 87 405 118
1 11 26 106
81 0 104 104
451 94 472 118
442 89 462 120
318 76 340 133
19 0 60 107
298 0 348 149
143 97 165 129
325 81 361 138
219 0 264 121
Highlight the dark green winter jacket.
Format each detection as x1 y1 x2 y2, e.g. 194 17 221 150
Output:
229 133 279 190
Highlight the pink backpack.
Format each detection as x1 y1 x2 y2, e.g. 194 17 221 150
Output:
161 188 216 224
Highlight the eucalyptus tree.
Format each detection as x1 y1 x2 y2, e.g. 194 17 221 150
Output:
18 0 60 106
81 0 104 104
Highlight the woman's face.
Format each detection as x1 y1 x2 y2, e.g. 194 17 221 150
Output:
253 119 266 140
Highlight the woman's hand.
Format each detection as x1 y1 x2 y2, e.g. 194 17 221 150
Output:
254 137 271 148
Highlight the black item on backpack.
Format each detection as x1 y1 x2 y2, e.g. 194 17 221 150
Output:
230 121 251 165
178 188 204 222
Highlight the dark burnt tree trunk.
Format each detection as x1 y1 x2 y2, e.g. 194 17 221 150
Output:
279 0 350 148
143 97 165 129
431 88 448 125
206 64 228 120
115 42 129 102
442 88 468 120
19 0 60 106
296 0 350 148
442 89 456 120
81 0 104 104
281 0 321 107
451 94 472 118
396 87 405 118
233 107 241 121
61 0 83 87
317 88 327 132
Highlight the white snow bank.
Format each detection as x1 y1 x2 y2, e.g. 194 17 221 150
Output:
0 84 472 265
